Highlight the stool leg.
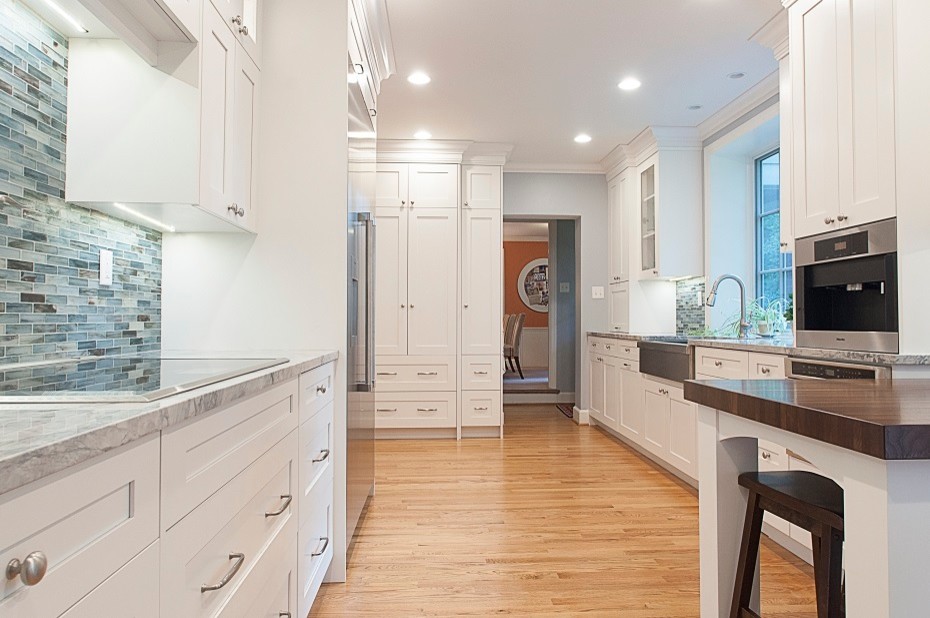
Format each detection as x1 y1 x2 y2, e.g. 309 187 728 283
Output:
729 489 765 618
820 527 844 618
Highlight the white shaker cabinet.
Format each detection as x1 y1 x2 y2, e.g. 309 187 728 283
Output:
788 0 896 238
608 174 630 285
461 208 502 356
641 377 697 479
608 282 630 333
618 361 644 441
463 165 502 210
374 205 408 356
588 352 607 426
407 208 459 356
408 164 459 209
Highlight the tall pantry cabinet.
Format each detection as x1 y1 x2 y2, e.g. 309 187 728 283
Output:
374 146 506 438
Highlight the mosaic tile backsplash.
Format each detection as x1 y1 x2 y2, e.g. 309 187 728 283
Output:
676 278 706 335
0 0 162 366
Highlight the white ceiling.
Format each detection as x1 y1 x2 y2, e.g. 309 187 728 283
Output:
378 0 783 168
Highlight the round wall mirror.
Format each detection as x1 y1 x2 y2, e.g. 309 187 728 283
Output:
518 258 549 313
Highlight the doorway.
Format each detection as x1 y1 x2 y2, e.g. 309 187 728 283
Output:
502 218 577 404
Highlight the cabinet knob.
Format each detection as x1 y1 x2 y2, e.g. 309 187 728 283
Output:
837 214 848 222
464 201 469 207
369 108 377 117
761 451 771 460
401 200 406 206
824 216 836 225
409 201 415 206
409 304 414 309
714 361 723 367
354 63 364 75
316 385 327 394
6 551 47 586
761 367 771 375
227 204 245 217
231 15 242 25
238 25 249 36
780 242 788 248
464 304 469 308
400 303 405 308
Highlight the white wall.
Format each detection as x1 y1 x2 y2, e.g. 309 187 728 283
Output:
518 327 549 369
161 0 351 579
503 172 608 408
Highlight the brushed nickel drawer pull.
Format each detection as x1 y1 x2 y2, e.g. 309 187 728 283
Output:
474 407 489 411
474 370 488 375
417 371 439 376
312 449 331 463
377 408 397 412
761 451 772 460
417 407 439 412
377 372 397 376
311 537 330 557
714 361 723 367
279 613 292 618
761 367 771 375
316 384 328 394
264 495 293 518
201 553 245 592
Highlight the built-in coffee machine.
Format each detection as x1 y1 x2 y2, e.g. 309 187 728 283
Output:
795 218 898 353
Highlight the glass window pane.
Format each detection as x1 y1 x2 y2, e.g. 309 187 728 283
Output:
759 152 780 214
760 213 781 271
761 272 780 305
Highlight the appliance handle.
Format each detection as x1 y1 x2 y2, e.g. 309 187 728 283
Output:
364 214 376 389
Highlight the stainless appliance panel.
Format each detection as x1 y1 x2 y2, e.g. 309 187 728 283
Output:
795 217 897 266
637 339 693 383
786 357 892 381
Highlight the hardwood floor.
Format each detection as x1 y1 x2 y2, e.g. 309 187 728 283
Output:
312 405 817 616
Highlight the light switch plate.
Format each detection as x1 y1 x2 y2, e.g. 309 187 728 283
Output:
560 282 570 293
591 286 605 299
99 249 113 286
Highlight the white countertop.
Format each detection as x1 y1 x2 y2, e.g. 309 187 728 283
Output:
0 350 338 495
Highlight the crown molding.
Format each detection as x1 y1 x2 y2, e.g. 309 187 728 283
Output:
781 0 798 8
600 143 633 179
504 162 605 174
697 71 780 141
751 10 789 60
463 142 514 166
376 140 513 165
351 0 396 94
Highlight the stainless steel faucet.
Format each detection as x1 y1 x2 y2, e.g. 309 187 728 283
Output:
706 274 751 338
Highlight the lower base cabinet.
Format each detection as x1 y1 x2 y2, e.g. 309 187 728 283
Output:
298 476 335 617
630 375 697 479
462 390 503 427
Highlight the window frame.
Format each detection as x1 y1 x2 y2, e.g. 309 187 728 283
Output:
754 149 791 307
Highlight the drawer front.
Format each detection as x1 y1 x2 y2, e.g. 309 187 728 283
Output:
694 347 749 379
298 477 334 618
162 432 297 618
461 356 502 390
375 356 456 392
60 541 159 618
461 391 502 427
299 362 335 424
618 359 640 373
299 402 334 527
375 392 456 428
0 437 159 617
162 379 299 528
749 353 787 379
216 515 297 618
589 337 638 360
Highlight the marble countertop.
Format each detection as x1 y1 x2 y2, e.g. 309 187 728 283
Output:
587 331 930 366
0 350 338 496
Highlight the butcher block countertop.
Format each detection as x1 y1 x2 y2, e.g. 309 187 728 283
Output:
684 378 930 460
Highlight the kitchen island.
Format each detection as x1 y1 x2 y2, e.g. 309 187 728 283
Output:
685 378 930 617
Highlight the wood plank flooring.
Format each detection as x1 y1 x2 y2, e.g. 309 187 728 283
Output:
312 405 816 616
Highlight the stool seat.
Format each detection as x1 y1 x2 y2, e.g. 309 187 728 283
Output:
739 471 844 522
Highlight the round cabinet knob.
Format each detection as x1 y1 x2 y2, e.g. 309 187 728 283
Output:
464 304 469 308
824 216 836 225
239 25 249 36
231 15 242 25
409 304 414 309
6 551 48 586
837 214 849 222
464 201 469 207
761 451 771 460
401 200 406 206
400 303 406 308
780 242 788 248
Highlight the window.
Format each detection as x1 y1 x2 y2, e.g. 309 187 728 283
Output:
755 150 792 307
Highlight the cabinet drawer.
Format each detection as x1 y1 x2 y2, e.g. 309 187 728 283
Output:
461 356 502 390
216 514 297 618
60 541 159 618
589 337 638 360
161 432 297 618
749 353 787 379
299 362 335 424
0 437 159 617
617 359 639 373
298 476 334 618
299 402 334 527
162 379 298 528
375 356 456 392
694 347 749 379
375 392 456 428
462 390 502 427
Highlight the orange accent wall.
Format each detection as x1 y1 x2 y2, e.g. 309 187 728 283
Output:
504 241 549 327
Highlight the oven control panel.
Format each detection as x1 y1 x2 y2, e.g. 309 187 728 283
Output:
788 360 890 380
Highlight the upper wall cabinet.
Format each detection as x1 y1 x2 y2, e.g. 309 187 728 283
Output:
65 0 262 233
608 173 630 285
787 0 896 238
463 165 501 210
209 0 262 66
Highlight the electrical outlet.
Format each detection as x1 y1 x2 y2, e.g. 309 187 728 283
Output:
99 249 113 286
592 286 605 299
560 282 570 293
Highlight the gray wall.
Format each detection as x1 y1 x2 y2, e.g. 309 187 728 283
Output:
0 0 162 366
554 219 576 394
503 172 607 409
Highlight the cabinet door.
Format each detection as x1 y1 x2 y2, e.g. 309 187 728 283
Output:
668 392 697 478
376 164 409 208
778 54 794 253
640 162 658 275
374 207 407 355
608 177 622 283
642 381 669 457
200 4 238 220
608 281 629 332
790 0 841 238
601 356 622 430
232 45 260 231
588 353 606 423
238 0 262 66
462 208 502 355
407 208 458 355
619 366 644 441
462 165 501 210
408 164 458 209
835 0 896 227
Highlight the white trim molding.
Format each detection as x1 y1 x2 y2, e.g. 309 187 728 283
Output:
696 72 780 142
377 140 513 165
601 126 703 178
751 10 789 61
504 162 605 174
351 0 396 93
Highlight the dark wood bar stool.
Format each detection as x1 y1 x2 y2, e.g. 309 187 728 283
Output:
731 471 844 618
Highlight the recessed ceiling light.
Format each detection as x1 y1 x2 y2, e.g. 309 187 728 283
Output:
407 71 431 85
728 72 746 80
618 77 641 91
574 133 592 144
688 104 703 110
42 0 88 33
414 130 432 140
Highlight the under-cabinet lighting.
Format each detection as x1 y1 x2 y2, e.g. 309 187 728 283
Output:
41 0 89 33
574 133 592 144
618 77 641 91
414 130 432 140
112 203 176 233
407 71 431 85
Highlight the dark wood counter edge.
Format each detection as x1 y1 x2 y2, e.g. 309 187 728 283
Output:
683 380 930 461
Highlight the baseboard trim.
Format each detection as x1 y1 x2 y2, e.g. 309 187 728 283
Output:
375 428 457 440
573 406 589 425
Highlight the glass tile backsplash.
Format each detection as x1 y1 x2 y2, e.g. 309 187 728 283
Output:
676 277 706 335
0 0 162 365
